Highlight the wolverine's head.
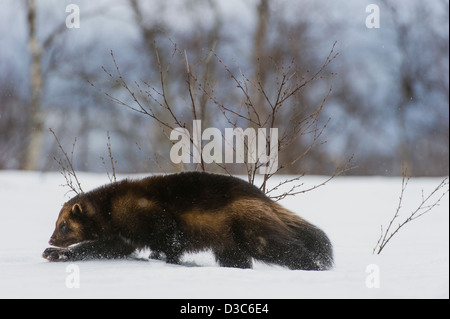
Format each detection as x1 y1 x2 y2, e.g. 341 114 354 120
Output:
48 198 100 248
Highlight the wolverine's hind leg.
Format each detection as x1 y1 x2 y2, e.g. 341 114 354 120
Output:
149 250 163 260
213 248 252 269
149 250 182 265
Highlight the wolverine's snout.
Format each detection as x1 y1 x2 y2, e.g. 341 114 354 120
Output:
48 237 60 247
48 234 68 248
48 238 58 246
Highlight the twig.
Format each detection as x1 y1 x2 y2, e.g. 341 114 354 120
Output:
100 131 117 183
266 155 355 201
373 165 449 254
49 128 83 195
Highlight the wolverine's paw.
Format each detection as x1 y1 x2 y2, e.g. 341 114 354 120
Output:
149 251 165 260
42 247 71 262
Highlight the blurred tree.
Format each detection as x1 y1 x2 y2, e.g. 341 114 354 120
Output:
23 0 77 170
322 0 449 176
1 0 447 176
23 0 43 170
0 68 28 169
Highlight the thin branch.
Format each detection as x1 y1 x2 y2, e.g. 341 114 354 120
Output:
266 155 355 201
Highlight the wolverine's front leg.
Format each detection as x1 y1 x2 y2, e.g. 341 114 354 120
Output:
43 247 73 261
42 237 136 262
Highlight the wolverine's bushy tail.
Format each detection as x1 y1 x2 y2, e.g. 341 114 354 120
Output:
246 203 334 271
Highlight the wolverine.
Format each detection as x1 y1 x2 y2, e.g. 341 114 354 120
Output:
43 172 333 270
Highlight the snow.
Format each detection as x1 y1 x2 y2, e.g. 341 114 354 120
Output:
0 171 448 299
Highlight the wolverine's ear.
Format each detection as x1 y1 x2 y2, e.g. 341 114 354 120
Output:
71 203 83 215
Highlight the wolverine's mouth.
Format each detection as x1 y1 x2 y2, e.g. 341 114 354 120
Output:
48 241 66 248
48 238 76 248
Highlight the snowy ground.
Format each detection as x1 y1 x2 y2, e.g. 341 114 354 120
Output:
0 171 448 299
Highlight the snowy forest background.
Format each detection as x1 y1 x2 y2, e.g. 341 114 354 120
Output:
0 0 448 177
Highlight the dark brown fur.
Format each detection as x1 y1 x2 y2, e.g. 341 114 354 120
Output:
43 172 333 270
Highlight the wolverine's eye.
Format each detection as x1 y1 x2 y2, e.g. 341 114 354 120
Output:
59 221 70 233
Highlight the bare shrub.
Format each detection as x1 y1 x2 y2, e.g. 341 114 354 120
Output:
100 131 117 183
89 40 352 199
373 165 449 255
49 128 84 195
51 129 120 195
